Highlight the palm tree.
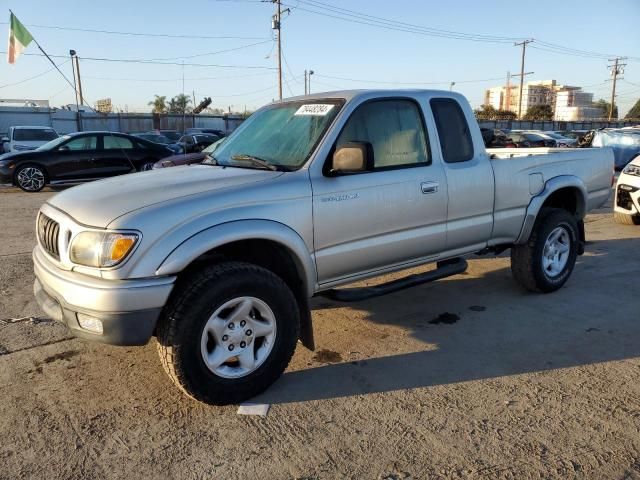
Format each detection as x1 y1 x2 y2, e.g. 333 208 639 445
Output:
168 94 191 114
148 95 167 114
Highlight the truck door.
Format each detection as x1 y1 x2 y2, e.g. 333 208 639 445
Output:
312 98 448 285
430 98 495 252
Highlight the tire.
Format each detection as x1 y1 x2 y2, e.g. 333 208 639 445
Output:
156 261 300 405
139 162 155 172
14 164 47 192
511 208 579 293
614 211 640 225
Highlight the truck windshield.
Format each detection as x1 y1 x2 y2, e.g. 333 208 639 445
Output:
213 99 344 170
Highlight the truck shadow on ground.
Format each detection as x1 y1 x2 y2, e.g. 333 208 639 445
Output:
254 237 640 404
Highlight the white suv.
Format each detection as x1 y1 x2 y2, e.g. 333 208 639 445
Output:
1 126 59 153
614 155 640 225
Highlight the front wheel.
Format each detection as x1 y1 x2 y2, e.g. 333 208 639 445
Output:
15 164 46 192
156 261 300 405
511 208 579 293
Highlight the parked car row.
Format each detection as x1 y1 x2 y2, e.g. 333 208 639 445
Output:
0 131 176 192
0 124 230 191
481 128 583 149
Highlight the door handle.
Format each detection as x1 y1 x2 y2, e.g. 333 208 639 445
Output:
421 181 439 194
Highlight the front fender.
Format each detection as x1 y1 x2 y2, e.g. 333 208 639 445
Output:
155 219 317 297
516 175 588 244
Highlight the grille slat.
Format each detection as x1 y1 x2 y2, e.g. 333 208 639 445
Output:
38 214 60 260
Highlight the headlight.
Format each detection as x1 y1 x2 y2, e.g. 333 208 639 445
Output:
69 231 139 268
622 163 640 176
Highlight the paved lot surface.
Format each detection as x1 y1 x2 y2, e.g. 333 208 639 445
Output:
0 184 639 479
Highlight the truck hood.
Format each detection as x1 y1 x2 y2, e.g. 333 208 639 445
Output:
47 165 282 227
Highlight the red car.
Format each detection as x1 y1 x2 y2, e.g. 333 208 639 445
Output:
152 137 225 169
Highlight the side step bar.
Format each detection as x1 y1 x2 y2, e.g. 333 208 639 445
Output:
318 258 468 302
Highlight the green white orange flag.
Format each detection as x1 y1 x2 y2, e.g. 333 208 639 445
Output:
7 12 33 64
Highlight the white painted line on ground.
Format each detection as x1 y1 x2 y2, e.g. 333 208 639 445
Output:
237 403 270 416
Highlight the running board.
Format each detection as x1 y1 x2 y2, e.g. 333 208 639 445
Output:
318 258 468 302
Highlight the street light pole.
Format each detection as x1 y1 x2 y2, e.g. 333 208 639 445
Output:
449 82 455 91
308 70 314 94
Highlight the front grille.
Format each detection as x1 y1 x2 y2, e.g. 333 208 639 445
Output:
37 213 60 260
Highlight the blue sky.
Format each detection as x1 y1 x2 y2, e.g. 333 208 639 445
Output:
1 0 639 115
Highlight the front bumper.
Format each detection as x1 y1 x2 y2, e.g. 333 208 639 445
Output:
33 247 176 345
614 181 640 215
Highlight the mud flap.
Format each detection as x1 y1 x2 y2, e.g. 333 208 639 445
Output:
577 219 585 255
297 295 315 351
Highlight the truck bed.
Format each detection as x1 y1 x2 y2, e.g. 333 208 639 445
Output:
486 147 614 245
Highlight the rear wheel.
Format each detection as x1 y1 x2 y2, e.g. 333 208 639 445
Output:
156 261 300 405
614 211 640 225
15 164 47 192
511 208 579 293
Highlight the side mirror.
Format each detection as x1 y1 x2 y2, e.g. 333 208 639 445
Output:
58 145 70 151
330 142 373 175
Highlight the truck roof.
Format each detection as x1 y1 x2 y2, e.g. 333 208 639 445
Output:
280 89 458 103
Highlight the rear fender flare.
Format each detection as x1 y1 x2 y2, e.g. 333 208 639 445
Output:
516 175 587 244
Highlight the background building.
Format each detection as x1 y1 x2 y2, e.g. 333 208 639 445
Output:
483 80 600 120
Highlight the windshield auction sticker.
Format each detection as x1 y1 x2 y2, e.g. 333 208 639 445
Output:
294 104 335 116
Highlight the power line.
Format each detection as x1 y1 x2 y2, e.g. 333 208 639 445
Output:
0 21 269 40
0 59 70 89
280 0 637 61
0 51 277 69
291 0 522 43
83 71 274 82
145 40 272 61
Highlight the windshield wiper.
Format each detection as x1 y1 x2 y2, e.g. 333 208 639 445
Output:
230 154 279 171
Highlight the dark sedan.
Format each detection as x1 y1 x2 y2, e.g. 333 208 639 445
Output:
132 132 183 154
507 132 552 148
177 134 220 153
0 131 173 192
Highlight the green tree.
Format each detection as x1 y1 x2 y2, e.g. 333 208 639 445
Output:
474 105 517 121
593 99 618 119
523 104 554 121
495 109 517 121
168 94 192 114
148 95 167 114
624 98 640 119
474 104 497 120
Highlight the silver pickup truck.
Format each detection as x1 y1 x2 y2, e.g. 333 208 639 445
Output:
33 90 613 405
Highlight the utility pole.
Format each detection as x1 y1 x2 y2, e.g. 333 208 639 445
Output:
608 57 626 121
304 70 307 95
515 39 534 119
273 0 283 100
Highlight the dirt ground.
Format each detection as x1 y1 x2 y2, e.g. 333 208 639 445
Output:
0 184 639 480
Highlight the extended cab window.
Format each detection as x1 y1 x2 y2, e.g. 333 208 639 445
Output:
337 99 430 169
430 98 474 163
